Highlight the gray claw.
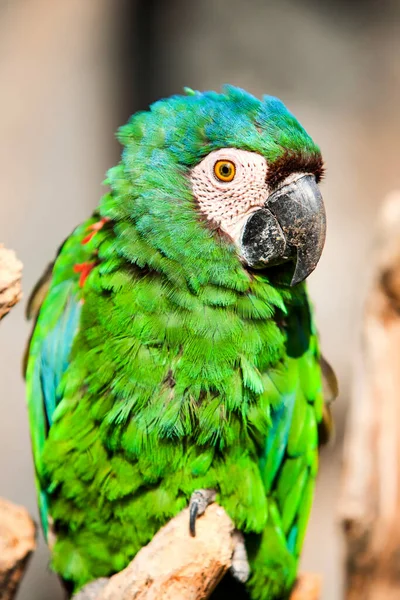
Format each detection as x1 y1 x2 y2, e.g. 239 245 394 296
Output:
189 499 199 536
188 488 216 537
231 530 250 583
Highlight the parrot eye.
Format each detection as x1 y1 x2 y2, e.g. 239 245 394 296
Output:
213 160 236 182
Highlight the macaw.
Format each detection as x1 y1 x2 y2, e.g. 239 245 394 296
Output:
25 86 337 599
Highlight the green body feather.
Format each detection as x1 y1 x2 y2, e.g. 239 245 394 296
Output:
26 87 328 599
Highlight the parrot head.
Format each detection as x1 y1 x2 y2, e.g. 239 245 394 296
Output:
113 86 325 287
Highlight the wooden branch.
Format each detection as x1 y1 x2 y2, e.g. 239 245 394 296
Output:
74 504 234 600
340 191 400 599
74 504 320 600
0 498 36 600
0 244 22 320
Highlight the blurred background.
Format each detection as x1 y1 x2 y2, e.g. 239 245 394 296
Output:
0 1 400 598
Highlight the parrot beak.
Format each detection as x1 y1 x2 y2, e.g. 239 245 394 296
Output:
240 174 326 285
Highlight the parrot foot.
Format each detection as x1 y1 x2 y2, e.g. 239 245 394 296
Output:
189 488 216 537
230 530 250 583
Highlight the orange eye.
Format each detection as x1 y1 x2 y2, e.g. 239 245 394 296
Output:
214 160 236 182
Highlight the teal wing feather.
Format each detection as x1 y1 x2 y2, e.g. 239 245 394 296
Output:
25 218 99 536
27 281 82 535
249 287 328 598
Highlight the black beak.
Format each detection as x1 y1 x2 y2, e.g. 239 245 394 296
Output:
240 174 326 285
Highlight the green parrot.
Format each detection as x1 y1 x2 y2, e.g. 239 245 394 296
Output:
25 86 337 600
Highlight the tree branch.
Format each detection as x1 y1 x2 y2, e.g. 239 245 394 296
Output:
74 504 321 600
0 244 22 320
340 191 400 599
0 498 36 600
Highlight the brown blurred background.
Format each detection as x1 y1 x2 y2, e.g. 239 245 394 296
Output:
0 1 399 598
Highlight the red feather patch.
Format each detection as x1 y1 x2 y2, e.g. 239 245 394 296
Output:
82 217 110 245
73 262 96 287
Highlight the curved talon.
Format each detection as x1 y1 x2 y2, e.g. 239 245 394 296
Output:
188 488 216 537
189 501 199 537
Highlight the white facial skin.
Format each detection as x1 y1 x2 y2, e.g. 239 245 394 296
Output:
190 148 270 243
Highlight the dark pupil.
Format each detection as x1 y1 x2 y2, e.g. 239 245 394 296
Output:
221 164 230 175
